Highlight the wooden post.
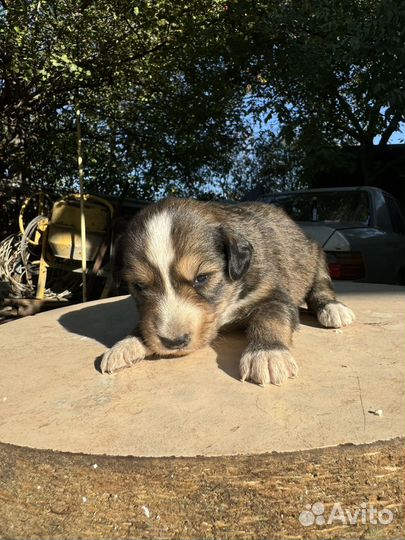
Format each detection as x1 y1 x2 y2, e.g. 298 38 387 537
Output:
75 97 87 303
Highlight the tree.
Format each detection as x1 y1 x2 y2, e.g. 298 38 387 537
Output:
232 0 405 185
0 0 246 198
3 0 403 205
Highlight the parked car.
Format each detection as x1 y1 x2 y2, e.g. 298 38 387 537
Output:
259 187 405 284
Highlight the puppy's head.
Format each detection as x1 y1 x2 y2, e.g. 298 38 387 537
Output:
117 199 252 355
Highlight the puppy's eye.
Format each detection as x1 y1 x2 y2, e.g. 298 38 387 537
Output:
133 282 147 292
193 273 209 287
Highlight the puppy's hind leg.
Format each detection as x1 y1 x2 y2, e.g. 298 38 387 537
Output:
306 249 355 329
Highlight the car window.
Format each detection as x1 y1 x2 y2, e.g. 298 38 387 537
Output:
261 191 371 224
383 195 405 234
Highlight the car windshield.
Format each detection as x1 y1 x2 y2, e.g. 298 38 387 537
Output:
261 191 371 224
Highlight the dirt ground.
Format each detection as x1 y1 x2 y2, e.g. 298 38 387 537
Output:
0 439 404 540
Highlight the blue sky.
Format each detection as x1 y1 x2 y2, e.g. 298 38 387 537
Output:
374 124 404 145
247 100 405 146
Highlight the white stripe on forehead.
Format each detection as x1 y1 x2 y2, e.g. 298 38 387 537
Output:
144 208 203 338
144 210 174 279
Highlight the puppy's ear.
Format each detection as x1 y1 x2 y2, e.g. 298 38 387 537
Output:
220 227 253 281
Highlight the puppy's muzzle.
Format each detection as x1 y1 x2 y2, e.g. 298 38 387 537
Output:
159 334 190 350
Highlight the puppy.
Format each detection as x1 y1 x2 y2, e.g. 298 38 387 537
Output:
101 198 355 385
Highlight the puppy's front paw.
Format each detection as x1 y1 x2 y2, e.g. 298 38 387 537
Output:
240 348 298 386
100 337 146 374
318 302 355 328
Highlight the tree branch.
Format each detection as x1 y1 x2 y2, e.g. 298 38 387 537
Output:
365 102 382 138
379 113 402 146
335 92 368 144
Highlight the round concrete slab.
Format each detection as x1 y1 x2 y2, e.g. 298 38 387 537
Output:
0 283 404 457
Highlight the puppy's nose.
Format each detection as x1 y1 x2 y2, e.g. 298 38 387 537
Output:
159 334 190 350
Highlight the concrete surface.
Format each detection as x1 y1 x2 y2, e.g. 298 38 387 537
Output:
0 282 404 457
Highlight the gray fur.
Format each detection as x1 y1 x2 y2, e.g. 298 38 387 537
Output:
102 198 355 385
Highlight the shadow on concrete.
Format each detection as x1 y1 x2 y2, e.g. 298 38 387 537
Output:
333 282 405 295
212 332 246 381
212 310 324 382
298 308 329 329
58 296 326 379
94 354 103 374
57 281 403 349
58 296 137 348
60 283 401 381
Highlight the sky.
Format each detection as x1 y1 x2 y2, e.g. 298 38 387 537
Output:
374 124 404 145
247 99 405 146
